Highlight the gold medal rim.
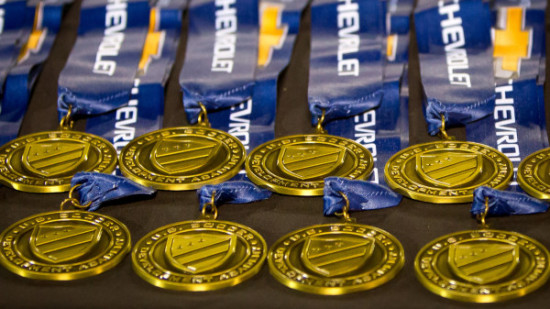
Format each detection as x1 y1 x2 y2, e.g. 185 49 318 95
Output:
267 223 405 295
0 131 118 193
517 148 550 200
245 134 374 196
131 219 267 291
118 127 247 191
0 210 131 281
414 229 550 303
384 141 513 203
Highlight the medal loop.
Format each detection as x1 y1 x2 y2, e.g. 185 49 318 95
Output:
315 110 327 134
334 191 356 223
476 196 489 227
58 105 75 130
200 190 218 220
60 184 92 211
438 114 454 141
197 102 211 128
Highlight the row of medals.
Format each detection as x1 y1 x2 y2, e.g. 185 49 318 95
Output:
0 109 549 303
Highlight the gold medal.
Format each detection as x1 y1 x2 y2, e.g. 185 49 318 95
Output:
0 187 131 280
245 113 373 196
268 198 404 295
517 148 550 200
0 109 117 193
132 196 267 291
119 105 246 190
415 198 550 303
384 141 513 203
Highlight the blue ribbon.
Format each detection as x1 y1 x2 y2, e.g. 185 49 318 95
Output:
415 0 495 135
0 0 64 145
323 177 401 216
179 0 258 124
308 0 384 124
58 0 151 117
197 181 272 211
471 186 548 217
85 1 185 165
466 1 547 191
71 172 156 212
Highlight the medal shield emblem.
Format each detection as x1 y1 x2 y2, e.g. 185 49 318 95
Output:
23 142 90 178
151 138 221 175
448 240 520 285
30 224 102 264
301 236 374 277
416 153 482 188
165 233 237 274
278 144 346 180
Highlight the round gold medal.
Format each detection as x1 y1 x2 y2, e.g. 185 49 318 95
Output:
132 220 267 291
119 127 246 190
245 134 374 196
517 148 550 200
0 210 131 281
415 229 550 303
0 131 117 193
268 223 405 295
384 141 513 203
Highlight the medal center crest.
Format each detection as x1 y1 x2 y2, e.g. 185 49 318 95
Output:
278 144 347 180
416 152 483 188
151 138 222 175
22 141 91 178
448 240 520 285
301 236 374 277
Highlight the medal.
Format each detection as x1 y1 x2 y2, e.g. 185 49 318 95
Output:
119 107 246 190
246 115 374 196
268 178 404 295
0 107 117 193
414 187 550 302
132 183 268 291
517 148 550 200
0 172 154 280
385 138 513 203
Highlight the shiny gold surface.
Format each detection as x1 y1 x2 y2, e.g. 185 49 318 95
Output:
268 223 405 295
384 141 513 203
0 131 117 193
414 229 550 303
517 148 550 200
0 210 131 280
119 127 246 190
132 220 267 291
245 134 373 196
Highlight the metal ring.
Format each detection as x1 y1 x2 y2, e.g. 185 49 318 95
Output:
197 102 211 127
315 110 327 134
59 184 92 210
200 191 218 220
335 191 353 223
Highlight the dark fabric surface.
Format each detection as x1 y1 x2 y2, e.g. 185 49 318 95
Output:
1 1 550 308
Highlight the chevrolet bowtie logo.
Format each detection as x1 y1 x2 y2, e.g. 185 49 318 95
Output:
493 7 532 79
258 3 287 67
138 8 165 74
18 3 46 63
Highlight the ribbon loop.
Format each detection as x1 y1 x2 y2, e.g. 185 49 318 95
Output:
197 181 272 212
323 177 401 216
471 186 549 218
71 172 156 211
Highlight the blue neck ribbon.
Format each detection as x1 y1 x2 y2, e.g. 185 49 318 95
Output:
466 0 548 191
0 0 65 145
179 0 258 124
84 1 186 159
71 172 156 212
415 0 495 135
323 177 401 216
58 0 152 117
308 0 384 124
471 186 548 218
197 181 272 211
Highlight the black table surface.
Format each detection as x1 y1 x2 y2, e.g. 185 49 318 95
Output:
1 1 550 308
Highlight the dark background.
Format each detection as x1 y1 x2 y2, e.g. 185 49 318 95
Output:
1 1 550 308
